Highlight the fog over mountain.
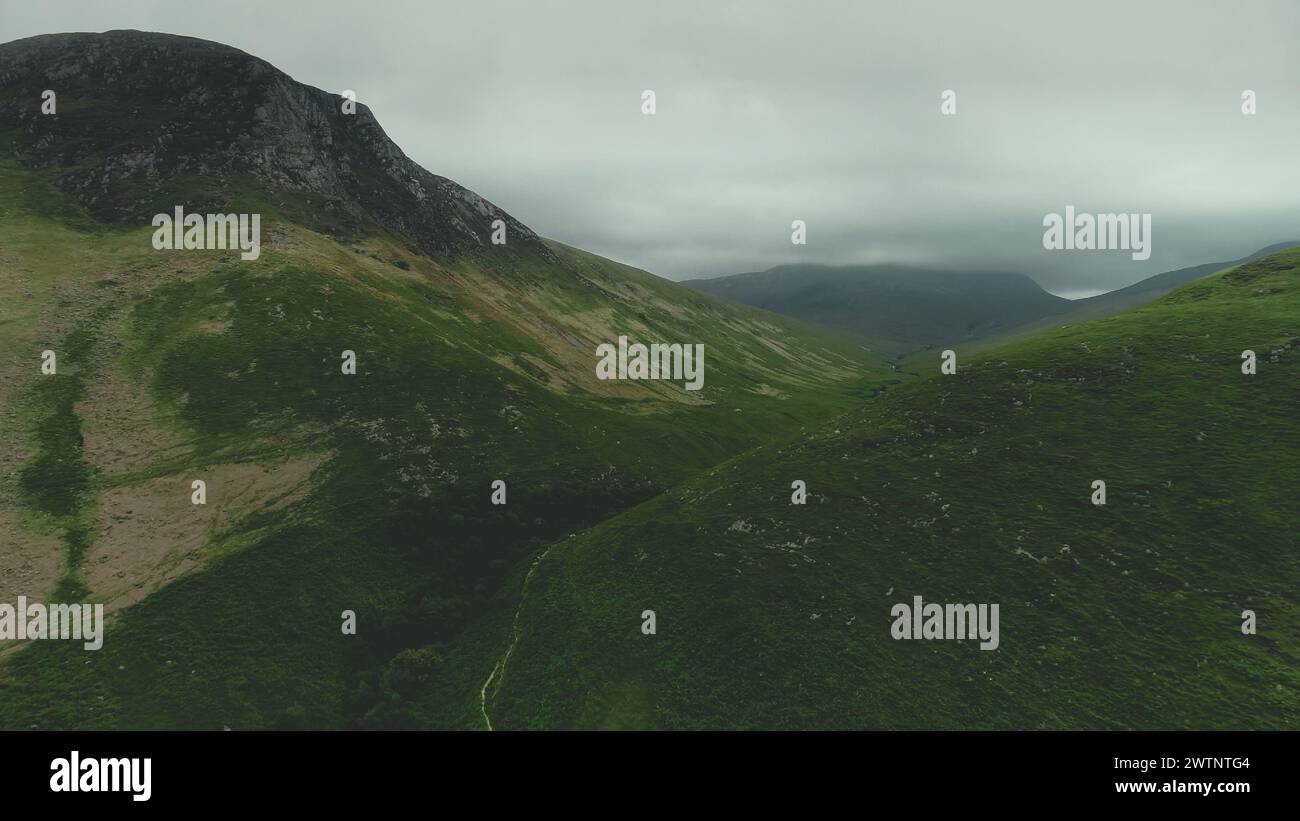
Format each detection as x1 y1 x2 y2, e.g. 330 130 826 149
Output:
3 0 1297 295
5 0 1294 294
685 242 1299 348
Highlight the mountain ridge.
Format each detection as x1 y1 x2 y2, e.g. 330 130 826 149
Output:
2 29 1292 732
0 29 549 261
685 263 1072 349
0 31 893 729
684 244 1299 350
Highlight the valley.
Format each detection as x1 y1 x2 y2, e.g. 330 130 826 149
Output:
0 29 1294 733
485 250 1300 729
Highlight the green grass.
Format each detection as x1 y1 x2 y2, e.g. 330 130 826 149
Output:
0 154 891 729
9 112 1290 730
484 249 1300 729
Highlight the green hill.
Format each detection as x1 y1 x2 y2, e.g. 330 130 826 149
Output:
0 32 892 729
485 249 1300 729
3 30 1293 733
0 151 888 731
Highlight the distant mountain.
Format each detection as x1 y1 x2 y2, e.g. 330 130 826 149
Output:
684 265 1072 349
685 244 1300 350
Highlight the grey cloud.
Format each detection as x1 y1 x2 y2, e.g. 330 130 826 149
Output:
4 0 1297 294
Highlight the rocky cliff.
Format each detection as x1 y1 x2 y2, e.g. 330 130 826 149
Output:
0 30 546 259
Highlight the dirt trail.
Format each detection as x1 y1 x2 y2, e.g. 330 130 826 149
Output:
479 544 554 731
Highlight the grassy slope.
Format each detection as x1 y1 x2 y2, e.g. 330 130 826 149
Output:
898 250 1297 372
906 289 1203 371
490 250 1300 729
0 153 894 729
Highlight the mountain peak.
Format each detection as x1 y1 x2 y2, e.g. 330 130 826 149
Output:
0 30 546 259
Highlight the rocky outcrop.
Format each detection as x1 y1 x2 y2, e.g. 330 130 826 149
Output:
0 30 548 260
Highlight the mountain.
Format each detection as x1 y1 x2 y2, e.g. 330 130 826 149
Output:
486 248 1300 729
685 246 1300 352
0 31 892 729
0 30 545 259
684 264 1072 350
4 30 1294 733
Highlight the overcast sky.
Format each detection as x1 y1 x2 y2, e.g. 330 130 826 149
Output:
4 0 1298 295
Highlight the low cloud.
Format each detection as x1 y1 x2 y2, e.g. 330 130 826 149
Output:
6 0 1297 292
